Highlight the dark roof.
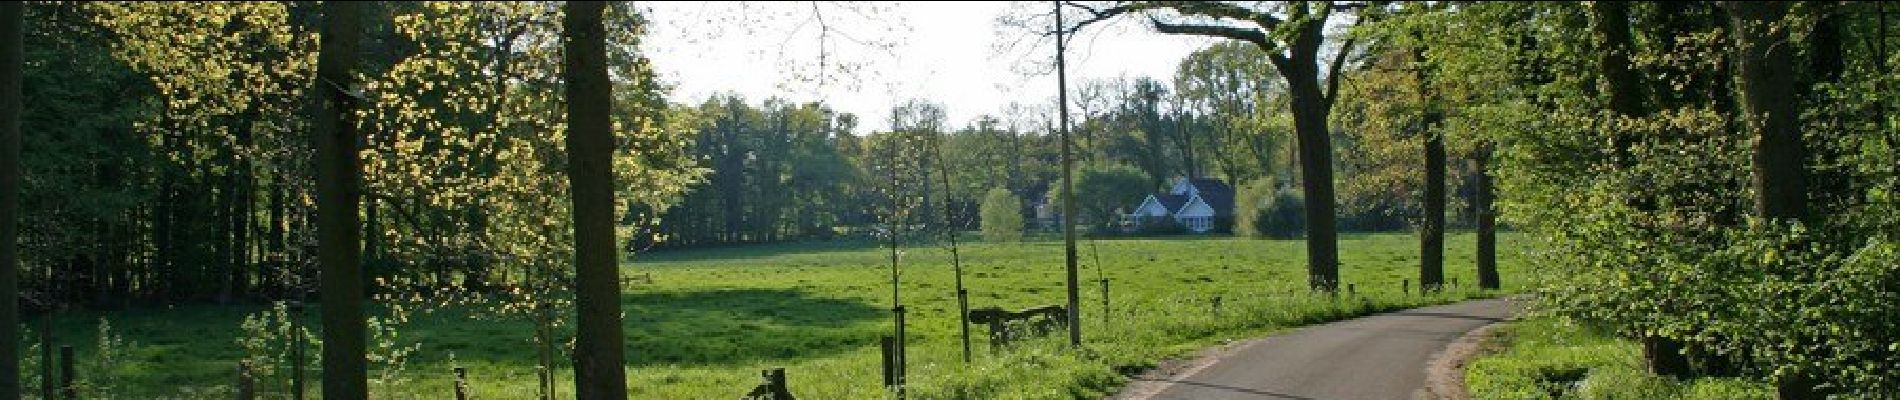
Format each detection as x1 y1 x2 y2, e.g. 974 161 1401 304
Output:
1187 178 1233 196
1154 194 1189 213
1187 179 1235 217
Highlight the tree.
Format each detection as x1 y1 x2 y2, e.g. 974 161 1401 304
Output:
1233 177 1274 238
1175 42 1283 184
1724 2 1811 396
1067 1 1374 291
0 2 21 397
1047 164 1151 232
980 188 1024 242
1414 41 1446 292
1726 2 1805 223
562 2 628 398
312 1 367 397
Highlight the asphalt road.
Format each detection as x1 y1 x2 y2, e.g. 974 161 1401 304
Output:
1115 297 1521 400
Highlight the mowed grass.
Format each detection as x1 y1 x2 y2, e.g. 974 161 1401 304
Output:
1465 317 1772 399
34 231 1528 399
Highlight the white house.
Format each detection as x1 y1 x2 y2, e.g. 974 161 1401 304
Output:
1123 177 1235 233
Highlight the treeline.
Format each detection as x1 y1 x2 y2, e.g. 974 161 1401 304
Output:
652 43 1494 248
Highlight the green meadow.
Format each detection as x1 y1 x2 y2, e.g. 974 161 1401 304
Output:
32 232 1527 399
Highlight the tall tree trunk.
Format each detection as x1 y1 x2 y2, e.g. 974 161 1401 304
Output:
563 2 629 398
1056 1 1082 346
1590 1 1645 162
1416 43 1445 291
1289 80 1339 291
0 2 22 397
312 2 368 398
1472 145 1499 290
1729 2 1816 394
1730 2 1806 222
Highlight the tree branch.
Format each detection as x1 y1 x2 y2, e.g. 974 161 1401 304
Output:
1324 9 1376 107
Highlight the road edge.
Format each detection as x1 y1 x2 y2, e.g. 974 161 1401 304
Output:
1418 315 1512 400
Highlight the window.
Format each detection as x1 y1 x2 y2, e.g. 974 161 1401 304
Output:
1183 216 1211 232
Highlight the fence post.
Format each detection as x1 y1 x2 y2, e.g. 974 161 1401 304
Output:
41 312 53 400
765 368 791 399
879 336 896 389
60 345 75 400
1403 279 1410 296
236 361 256 400
1211 296 1222 319
454 367 469 400
288 301 305 400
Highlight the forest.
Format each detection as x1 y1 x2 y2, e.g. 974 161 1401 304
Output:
0 1 1896 399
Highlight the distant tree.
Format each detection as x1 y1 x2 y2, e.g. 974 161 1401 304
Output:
1047 164 1151 232
980 187 1024 242
1066 1 1377 291
311 1 368 397
1234 177 1274 238
0 2 21 397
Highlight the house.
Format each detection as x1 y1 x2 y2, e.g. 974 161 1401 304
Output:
1123 177 1235 233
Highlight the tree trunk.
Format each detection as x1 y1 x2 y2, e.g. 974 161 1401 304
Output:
1472 145 1499 290
1590 1 1644 163
562 2 629 398
1289 80 1339 291
1416 43 1445 292
1730 2 1817 395
312 2 368 398
0 2 23 396
1730 2 1806 222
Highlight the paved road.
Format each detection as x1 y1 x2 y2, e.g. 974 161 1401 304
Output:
1116 297 1521 400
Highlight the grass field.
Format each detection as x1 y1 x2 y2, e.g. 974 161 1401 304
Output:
1465 317 1772 399
30 232 1527 399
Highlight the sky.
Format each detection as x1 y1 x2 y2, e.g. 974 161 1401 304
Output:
637 1 1219 133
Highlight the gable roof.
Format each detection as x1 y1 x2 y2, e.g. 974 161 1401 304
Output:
1185 179 1234 217
1154 194 1188 214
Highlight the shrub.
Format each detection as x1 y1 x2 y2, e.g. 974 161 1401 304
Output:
980 187 1025 242
1259 187 1305 239
1235 177 1274 238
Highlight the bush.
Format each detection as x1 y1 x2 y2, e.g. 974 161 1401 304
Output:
980 187 1024 242
1135 217 1186 235
1234 177 1274 238
1259 187 1305 239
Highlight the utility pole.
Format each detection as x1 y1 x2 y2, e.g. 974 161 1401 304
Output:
1055 0 1081 347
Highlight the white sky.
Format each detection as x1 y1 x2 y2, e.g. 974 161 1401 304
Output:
637 1 1219 133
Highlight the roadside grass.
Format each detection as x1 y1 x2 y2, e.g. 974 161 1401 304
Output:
33 232 1526 399
1465 317 1772 400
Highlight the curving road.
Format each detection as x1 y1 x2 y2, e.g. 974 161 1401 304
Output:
1112 297 1521 400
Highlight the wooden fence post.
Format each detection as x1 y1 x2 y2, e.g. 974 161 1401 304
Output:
453 367 469 400
288 301 305 400
40 312 53 400
59 345 75 400
879 336 896 389
235 361 255 400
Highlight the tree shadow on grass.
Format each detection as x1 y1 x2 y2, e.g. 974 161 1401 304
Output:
622 288 885 367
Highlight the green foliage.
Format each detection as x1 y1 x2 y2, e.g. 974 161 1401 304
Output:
1235 177 1305 239
1046 164 1152 231
1467 318 1772 400
1234 177 1273 238
979 187 1024 242
1390 1 1900 395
